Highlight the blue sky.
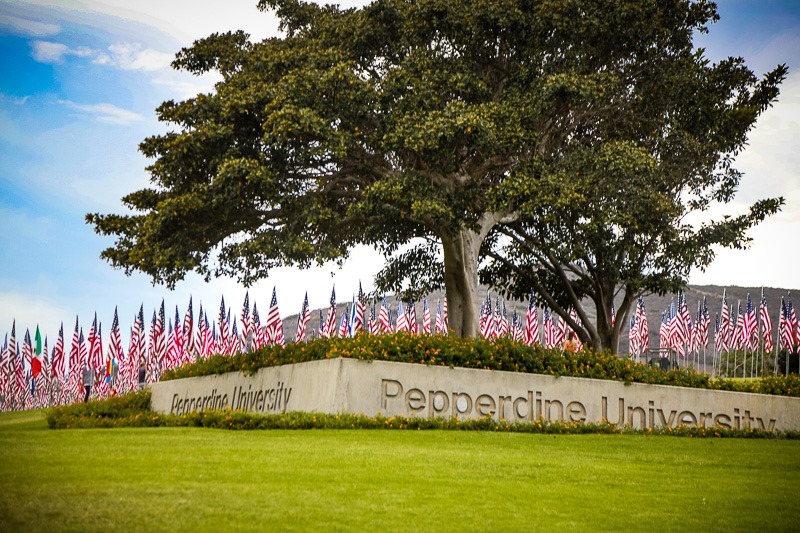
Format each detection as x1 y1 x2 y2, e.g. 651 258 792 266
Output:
1 0 799 342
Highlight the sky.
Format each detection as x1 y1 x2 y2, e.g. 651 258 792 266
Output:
0 0 799 343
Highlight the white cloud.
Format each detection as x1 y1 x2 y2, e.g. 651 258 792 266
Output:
58 100 145 125
93 42 173 72
0 14 60 36
30 40 69 62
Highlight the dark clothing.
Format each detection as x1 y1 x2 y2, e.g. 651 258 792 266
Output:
82 367 95 402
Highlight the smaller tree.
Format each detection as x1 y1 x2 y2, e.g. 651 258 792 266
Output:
482 51 787 351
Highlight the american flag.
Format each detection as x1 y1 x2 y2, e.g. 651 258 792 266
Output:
183 297 194 359
714 312 722 353
241 291 252 349
218 297 230 351
760 289 773 353
422 298 431 334
353 283 365 335
173 306 186 365
228 318 240 355
512 310 524 342
78 327 88 372
155 300 166 371
52 322 65 381
225 309 234 353
524 295 539 346
734 302 745 351
480 297 492 338
338 309 349 338
667 299 682 355
555 312 567 347
202 313 216 356
637 297 649 354
88 314 103 370
324 287 337 338
379 295 391 333
543 308 556 349
252 302 266 349
137 305 146 370
369 303 379 335
744 293 757 350
659 311 669 350
679 291 692 346
719 290 730 353
700 297 709 350
629 313 639 357
498 300 509 337
22 328 32 375
147 311 157 381
164 319 177 370
318 309 326 338
195 304 204 355
779 297 791 351
109 308 124 369
442 298 448 332
434 299 443 334
788 294 799 349
408 302 418 334
395 301 409 332
265 287 285 346
295 292 311 343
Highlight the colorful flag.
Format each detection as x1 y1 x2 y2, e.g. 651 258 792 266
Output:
31 326 43 379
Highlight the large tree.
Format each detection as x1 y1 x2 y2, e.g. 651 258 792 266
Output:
88 0 784 340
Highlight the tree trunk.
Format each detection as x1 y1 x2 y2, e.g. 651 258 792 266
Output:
441 228 483 337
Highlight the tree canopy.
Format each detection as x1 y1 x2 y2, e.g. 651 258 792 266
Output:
88 0 785 343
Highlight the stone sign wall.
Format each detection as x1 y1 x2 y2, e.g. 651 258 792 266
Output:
150 358 800 431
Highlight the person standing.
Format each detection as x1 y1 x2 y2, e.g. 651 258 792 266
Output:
82 364 95 402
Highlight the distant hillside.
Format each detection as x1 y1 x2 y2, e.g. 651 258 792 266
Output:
278 285 796 355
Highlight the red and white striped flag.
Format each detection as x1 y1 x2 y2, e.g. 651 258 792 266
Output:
422 297 431 334
323 287 337 338
379 295 391 334
525 295 539 346
719 290 730 353
265 287 285 346
760 289 773 353
295 292 311 343
395 301 409 332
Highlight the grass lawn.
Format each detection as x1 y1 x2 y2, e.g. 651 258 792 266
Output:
1 410 798 532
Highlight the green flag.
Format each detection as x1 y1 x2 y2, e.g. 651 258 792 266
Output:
35 326 42 356
32 326 43 378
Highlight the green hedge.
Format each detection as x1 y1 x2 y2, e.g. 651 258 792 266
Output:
45 391 800 439
162 333 800 397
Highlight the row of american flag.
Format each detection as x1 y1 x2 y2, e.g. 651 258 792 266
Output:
1 285 798 411
644 289 800 369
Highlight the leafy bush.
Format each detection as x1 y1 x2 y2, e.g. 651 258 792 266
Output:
162 333 800 397
45 392 800 439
